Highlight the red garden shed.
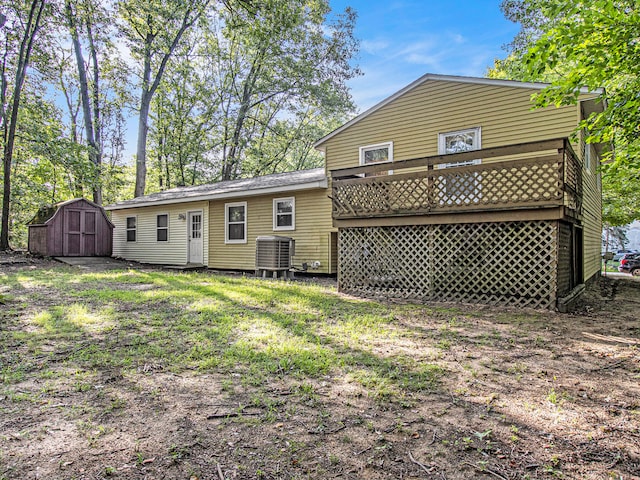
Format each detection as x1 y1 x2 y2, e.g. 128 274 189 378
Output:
27 198 114 257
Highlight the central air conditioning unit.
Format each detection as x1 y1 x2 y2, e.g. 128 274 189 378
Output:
255 236 295 278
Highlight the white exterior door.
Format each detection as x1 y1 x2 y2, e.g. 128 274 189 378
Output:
188 211 203 264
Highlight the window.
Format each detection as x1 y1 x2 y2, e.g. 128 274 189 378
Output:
190 213 202 240
273 197 295 231
156 214 168 242
436 128 482 205
438 127 481 157
582 130 593 173
359 142 393 176
225 202 247 244
585 143 593 172
359 142 393 165
126 216 136 242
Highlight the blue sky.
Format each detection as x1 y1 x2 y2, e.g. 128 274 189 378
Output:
329 0 519 112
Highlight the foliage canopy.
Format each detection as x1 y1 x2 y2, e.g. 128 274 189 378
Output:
0 0 359 247
491 0 640 225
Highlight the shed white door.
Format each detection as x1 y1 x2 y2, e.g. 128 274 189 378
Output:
188 211 203 264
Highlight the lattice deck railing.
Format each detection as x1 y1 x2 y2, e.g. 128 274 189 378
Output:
331 138 582 220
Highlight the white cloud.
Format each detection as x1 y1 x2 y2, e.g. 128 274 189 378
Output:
329 0 519 112
450 33 465 44
361 39 391 54
345 31 502 111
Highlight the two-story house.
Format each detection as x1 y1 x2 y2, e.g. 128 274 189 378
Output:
106 73 605 310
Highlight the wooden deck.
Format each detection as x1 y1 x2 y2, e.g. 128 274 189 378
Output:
330 138 582 225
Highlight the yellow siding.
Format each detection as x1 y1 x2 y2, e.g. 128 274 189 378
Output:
323 80 579 171
111 201 209 265
581 148 603 282
320 76 603 286
208 189 336 273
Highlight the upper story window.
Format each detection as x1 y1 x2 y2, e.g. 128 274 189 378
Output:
126 216 136 242
225 202 247 244
582 130 594 173
436 127 482 204
438 127 481 156
585 143 593 173
273 197 295 231
359 142 393 165
359 142 393 177
156 214 168 242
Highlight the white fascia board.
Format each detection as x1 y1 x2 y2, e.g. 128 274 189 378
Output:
104 179 328 211
314 73 604 150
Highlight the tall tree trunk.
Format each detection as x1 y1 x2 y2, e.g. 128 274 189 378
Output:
222 50 264 181
133 3 203 197
135 92 152 196
59 72 84 196
134 37 152 197
0 0 46 251
86 8 102 203
66 0 102 204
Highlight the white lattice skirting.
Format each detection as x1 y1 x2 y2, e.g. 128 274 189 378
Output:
338 221 559 309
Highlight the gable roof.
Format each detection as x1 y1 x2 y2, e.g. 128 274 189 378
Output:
314 73 604 150
105 168 327 211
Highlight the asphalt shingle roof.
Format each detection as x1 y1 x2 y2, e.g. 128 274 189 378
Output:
105 168 327 210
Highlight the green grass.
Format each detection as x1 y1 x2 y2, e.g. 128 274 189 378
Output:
0 267 445 401
602 260 620 273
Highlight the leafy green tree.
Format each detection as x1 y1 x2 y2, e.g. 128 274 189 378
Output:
211 0 359 181
492 0 640 225
8 88 91 246
57 0 129 204
0 0 48 250
118 0 211 197
0 0 360 247
148 33 216 189
601 163 640 227
241 112 344 176
145 0 359 190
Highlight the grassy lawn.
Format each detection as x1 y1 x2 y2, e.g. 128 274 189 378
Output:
1 263 639 479
602 260 620 273
1 268 443 397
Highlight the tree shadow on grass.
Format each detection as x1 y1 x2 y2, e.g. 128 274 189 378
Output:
2 268 639 479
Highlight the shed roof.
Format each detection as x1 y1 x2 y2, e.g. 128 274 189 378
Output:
28 198 110 226
105 168 327 211
314 73 605 150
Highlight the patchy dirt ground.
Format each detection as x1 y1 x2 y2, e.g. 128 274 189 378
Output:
1 252 639 480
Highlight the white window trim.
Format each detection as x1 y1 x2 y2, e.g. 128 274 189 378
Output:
583 139 593 174
273 197 295 231
437 127 482 169
156 213 169 242
585 143 592 173
125 215 137 243
225 201 247 244
359 141 394 166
